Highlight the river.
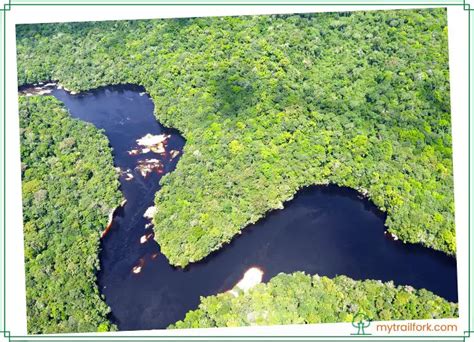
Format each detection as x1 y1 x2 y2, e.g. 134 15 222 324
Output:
20 84 458 331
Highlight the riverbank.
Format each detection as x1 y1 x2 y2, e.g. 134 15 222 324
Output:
18 85 458 333
19 95 122 333
171 272 458 329
16 9 455 267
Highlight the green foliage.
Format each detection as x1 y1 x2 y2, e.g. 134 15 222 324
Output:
16 8 454 266
19 96 122 333
170 272 458 328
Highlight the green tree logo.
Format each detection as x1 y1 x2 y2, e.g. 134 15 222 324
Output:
351 311 372 335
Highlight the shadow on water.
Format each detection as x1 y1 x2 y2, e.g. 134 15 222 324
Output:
21 84 458 331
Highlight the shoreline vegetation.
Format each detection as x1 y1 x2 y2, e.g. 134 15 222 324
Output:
171 272 458 329
18 90 458 333
19 96 122 333
17 8 455 267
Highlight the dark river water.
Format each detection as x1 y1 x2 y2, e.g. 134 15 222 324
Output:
22 84 458 331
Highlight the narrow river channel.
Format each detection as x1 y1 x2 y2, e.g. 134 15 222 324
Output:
21 84 458 331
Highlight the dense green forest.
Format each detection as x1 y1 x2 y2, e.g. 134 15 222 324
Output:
16 8 455 267
20 96 122 333
171 272 458 328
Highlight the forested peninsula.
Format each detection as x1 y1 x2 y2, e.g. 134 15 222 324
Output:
16 8 454 267
171 272 458 328
20 96 122 333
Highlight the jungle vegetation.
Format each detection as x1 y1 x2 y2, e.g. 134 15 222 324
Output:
20 96 122 333
15 9 455 266
171 272 458 328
